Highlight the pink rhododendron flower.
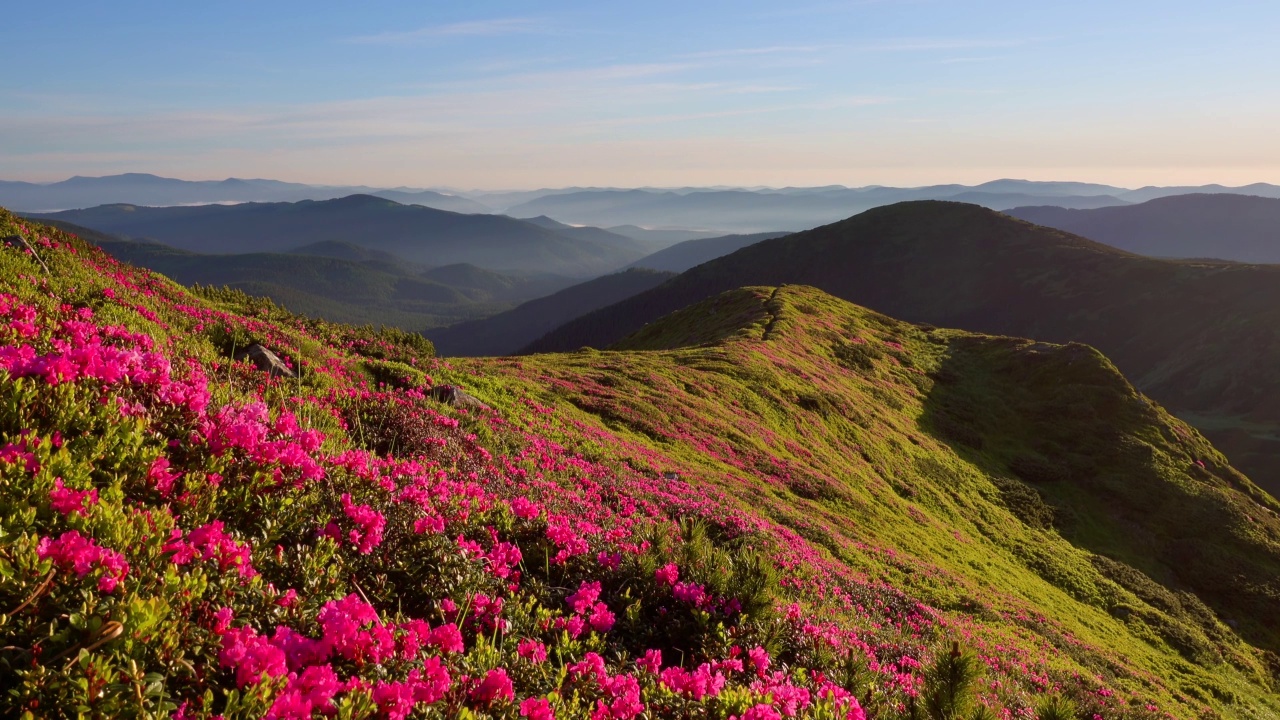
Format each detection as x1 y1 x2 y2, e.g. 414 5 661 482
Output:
595 674 644 719
748 646 771 676
737 705 782 720
429 623 464 653
570 652 608 683
637 649 662 674
470 668 514 706
518 639 548 663
521 697 555 720
164 521 257 577
341 493 385 554
147 456 180 496
37 530 128 593
0 441 39 473
660 664 726 700
655 563 679 585
589 602 616 633
49 478 98 516
485 540 522 579
509 496 541 519
554 614 586 638
211 606 234 634
567 580 602 614
673 581 707 606
218 627 288 688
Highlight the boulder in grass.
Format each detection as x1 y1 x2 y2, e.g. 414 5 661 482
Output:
234 343 296 378
428 384 489 411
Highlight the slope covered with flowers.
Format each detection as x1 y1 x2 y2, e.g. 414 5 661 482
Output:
0 208 1277 719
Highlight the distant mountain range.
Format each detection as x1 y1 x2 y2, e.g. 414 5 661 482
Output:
27 195 648 276
425 231 795 357
40 220 577 330
425 268 675 357
10 173 1280 237
0 172 490 213
525 201 1280 496
1007 194 1280 263
503 184 1134 232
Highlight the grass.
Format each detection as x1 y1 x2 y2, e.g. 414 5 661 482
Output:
448 286 1280 716
3 206 1279 717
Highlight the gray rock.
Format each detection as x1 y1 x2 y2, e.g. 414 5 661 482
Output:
234 344 296 378
428 384 489 411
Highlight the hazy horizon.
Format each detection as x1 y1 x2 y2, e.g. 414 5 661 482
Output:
4 1 1279 188
5 171 1280 195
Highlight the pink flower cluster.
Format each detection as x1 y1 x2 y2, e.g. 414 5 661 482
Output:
218 593 467 718
330 493 386 554
37 530 129 593
569 652 644 719
164 520 257 578
204 404 324 487
561 580 615 634
49 478 98 516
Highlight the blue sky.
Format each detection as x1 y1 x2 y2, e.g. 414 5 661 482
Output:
3 1 1278 188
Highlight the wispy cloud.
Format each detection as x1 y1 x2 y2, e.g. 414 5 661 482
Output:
679 45 830 59
347 17 544 45
855 37 1034 52
939 56 1002 64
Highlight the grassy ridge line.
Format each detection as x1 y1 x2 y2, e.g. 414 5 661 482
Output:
439 286 1280 714
520 201 1280 498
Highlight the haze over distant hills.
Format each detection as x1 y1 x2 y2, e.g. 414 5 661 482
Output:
1007 194 1280 263
42 220 577 330
0 173 491 213
11 173 1280 237
628 231 791 273
27 195 648 276
425 268 675 357
502 181 1138 232
527 201 1280 496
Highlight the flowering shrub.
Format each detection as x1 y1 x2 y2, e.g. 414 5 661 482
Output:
0 210 1264 718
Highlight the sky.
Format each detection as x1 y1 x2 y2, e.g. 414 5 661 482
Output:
3 0 1279 189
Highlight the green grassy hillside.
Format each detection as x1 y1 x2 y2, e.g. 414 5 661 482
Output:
527 201 1280 497
3 208 1279 718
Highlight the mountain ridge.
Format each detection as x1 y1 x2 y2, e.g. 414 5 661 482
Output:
526 201 1280 496
27 195 647 276
1007 193 1280 263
